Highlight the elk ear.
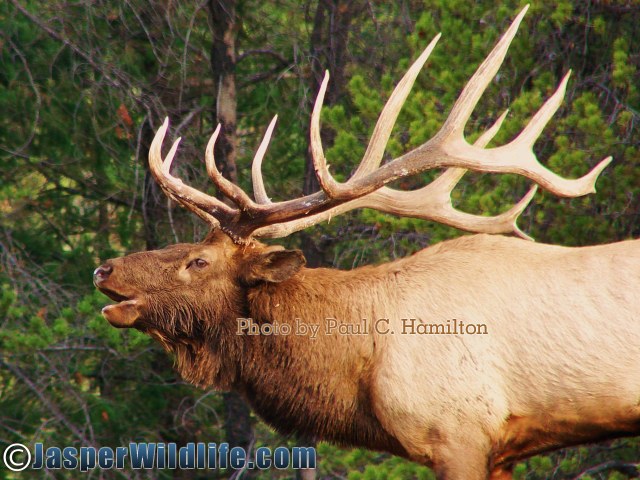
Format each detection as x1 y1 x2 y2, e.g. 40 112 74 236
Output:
242 248 306 285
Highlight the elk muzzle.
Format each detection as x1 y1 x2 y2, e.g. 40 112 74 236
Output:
93 260 143 328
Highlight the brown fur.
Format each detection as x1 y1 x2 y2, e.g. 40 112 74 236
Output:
94 230 640 479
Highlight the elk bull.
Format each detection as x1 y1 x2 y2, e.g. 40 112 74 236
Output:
94 7 640 480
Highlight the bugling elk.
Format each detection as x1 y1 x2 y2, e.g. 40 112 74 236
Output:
93 6 640 480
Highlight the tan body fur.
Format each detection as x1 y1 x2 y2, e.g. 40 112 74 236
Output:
94 231 640 479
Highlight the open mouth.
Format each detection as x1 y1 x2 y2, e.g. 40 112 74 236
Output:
100 299 141 328
96 286 142 328
98 287 132 303
102 298 138 310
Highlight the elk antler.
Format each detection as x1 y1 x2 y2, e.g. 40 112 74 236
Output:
149 5 611 244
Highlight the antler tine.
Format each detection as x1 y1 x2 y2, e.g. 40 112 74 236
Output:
438 6 528 138
363 182 538 238
517 71 569 147
252 115 278 204
205 125 257 211
312 34 442 199
310 70 332 191
352 33 442 178
475 110 509 151
148 118 236 227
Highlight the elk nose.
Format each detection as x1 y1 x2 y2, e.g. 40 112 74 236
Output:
93 264 113 284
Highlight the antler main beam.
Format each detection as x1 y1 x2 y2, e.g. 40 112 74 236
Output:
148 5 610 244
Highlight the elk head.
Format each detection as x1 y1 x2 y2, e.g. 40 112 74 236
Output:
94 232 305 328
93 231 306 385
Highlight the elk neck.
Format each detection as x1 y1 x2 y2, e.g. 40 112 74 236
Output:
236 263 408 455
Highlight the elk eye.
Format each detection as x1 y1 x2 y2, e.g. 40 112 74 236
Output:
188 258 208 269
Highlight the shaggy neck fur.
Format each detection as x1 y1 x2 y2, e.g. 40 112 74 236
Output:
145 281 248 390
170 263 407 455
242 265 406 454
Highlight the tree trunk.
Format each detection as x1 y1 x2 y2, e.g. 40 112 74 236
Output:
209 0 239 186
297 1 367 474
209 1 256 468
304 0 363 196
301 0 365 268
